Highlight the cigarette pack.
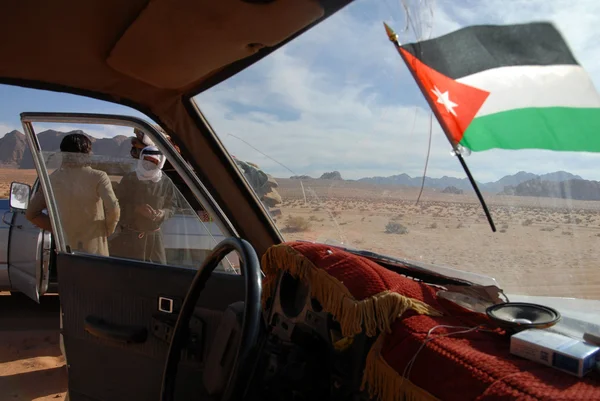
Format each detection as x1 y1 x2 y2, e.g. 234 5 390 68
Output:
510 329 599 378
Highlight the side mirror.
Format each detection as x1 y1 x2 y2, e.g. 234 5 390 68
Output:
9 182 31 211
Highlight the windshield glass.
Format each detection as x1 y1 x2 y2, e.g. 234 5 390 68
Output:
193 0 600 300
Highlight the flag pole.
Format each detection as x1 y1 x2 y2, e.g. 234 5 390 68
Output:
383 22 496 232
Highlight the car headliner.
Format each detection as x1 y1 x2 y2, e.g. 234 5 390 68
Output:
0 0 354 255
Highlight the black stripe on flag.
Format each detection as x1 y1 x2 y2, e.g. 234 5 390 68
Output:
401 22 578 79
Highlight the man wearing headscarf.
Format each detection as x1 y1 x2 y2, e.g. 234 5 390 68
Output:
26 133 120 255
109 145 175 264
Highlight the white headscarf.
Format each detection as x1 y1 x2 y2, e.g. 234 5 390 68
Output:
135 146 166 182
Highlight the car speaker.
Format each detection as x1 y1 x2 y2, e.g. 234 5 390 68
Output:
486 302 561 330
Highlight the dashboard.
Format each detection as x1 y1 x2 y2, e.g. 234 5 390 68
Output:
258 270 374 401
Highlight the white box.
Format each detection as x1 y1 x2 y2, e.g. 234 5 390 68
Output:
510 329 599 378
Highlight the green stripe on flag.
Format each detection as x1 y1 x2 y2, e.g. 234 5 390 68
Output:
461 107 600 152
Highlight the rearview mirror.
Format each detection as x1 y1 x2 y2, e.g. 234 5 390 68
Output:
10 182 31 211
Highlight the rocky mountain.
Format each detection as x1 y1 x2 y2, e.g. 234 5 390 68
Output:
358 173 475 190
499 178 600 200
0 130 28 167
0 129 132 168
358 171 583 193
484 171 583 193
442 186 463 195
320 171 343 180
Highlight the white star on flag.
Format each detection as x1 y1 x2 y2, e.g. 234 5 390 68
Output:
431 86 458 116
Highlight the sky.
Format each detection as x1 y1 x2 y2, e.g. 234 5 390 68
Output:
2 0 600 182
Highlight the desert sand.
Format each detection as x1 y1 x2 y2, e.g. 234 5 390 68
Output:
0 292 67 400
273 178 600 299
0 169 38 199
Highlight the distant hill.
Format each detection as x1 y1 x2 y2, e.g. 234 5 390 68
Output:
499 178 600 200
0 130 28 167
3 129 597 201
442 186 463 195
0 129 132 168
358 173 475 191
320 171 343 180
358 170 583 193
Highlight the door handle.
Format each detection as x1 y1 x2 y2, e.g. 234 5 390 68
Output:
84 315 148 344
2 211 21 229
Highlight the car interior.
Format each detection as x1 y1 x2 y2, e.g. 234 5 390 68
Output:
2 1 599 401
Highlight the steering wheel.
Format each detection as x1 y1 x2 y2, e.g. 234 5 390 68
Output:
160 237 263 401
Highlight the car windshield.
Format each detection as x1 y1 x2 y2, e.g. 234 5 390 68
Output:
194 0 600 300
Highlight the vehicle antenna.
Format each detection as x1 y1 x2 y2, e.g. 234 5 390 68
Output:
415 112 433 205
383 22 496 232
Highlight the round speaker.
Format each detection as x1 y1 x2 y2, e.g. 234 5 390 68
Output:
486 302 561 330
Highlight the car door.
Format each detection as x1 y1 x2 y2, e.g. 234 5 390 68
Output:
22 112 245 401
6 179 53 302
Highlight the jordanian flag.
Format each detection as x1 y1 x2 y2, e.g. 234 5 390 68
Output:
396 22 600 152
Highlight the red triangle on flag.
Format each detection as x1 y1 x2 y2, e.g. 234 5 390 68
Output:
400 48 490 145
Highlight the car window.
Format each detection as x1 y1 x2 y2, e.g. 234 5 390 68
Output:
28 122 239 273
193 0 600 298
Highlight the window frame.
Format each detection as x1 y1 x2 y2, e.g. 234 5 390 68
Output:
20 111 238 255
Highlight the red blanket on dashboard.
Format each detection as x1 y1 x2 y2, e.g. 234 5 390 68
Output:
261 242 600 401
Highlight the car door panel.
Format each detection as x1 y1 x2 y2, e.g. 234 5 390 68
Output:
58 252 244 401
7 209 50 302
20 113 244 400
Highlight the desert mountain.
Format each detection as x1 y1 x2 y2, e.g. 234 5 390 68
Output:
358 171 583 193
499 178 600 200
2 130 597 201
0 130 28 167
442 186 463 195
320 171 343 180
0 130 132 168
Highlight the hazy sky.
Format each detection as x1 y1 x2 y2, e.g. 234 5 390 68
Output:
1 0 600 182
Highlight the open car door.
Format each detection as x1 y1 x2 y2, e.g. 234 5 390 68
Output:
22 112 246 401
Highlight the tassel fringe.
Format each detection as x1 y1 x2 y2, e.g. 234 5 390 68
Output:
261 244 441 338
361 334 439 401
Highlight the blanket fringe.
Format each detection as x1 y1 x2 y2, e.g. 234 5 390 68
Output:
261 244 440 338
361 334 439 401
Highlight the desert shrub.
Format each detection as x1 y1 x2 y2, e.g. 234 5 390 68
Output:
499 228 507 233
501 223 509 229
456 222 464 229
540 227 555 232
385 221 408 235
562 231 573 236
428 222 438 229
522 219 533 226
284 216 311 232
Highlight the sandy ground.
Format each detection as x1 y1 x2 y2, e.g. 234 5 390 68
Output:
0 169 38 199
274 178 600 299
0 292 67 401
